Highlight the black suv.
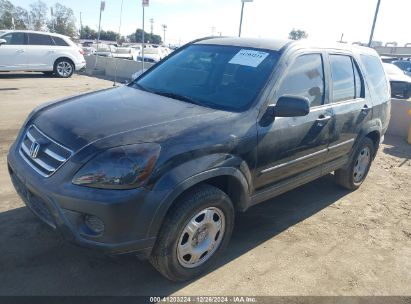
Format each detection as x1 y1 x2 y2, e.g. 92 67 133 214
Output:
8 37 391 281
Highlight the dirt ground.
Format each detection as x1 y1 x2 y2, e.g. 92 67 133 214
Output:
0 72 410 296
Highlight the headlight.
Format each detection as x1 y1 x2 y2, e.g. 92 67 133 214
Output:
72 143 161 189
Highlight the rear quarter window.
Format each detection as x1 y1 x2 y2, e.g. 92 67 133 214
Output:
52 36 70 46
360 54 389 101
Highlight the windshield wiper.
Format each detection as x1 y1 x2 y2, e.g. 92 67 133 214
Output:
152 91 203 106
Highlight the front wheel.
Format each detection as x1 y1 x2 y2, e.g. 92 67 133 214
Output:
335 137 375 190
54 59 74 78
150 184 234 281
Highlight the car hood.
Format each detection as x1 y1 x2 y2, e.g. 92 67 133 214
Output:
32 86 216 151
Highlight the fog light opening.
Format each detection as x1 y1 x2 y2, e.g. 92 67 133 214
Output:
84 214 105 236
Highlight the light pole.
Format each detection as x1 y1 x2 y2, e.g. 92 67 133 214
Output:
94 0 105 70
114 0 124 86
162 24 167 46
368 0 381 47
238 0 253 37
141 0 150 71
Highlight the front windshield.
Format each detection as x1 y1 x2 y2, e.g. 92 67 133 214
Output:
131 44 279 111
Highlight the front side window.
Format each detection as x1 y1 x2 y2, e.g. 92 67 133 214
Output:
277 54 325 107
1 32 25 45
28 33 54 46
132 44 280 111
330 55 355 102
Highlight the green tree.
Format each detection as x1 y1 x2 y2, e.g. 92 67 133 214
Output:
13 6 29 29
0 0 29 30
128 29 162 44
30 0 47 31
99 30 119 41
48 3 77 37
80 25 97 39
288 28 308 40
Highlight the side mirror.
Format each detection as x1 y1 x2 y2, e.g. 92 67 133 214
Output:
0 39 6 46
271 95 310 117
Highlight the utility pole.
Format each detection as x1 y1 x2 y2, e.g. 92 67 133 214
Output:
238 0 253 37
368 0 381 47
50 7 54 32
95 0 105 70
79 12 83 38
149 18 154 36
162 24 167 45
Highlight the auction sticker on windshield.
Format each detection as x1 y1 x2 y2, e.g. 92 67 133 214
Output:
229 49 269 67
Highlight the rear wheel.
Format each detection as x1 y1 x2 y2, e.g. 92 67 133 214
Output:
150 184 234 281
335 137 375 190
54 58 74 78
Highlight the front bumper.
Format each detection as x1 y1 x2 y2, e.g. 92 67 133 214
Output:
7 147 164 256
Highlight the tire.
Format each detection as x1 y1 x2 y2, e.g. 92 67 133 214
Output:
54 58 74 78
335 137 375 190
150 184 235 282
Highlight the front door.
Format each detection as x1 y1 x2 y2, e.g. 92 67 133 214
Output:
0 32 28 71
255 52 333 190
26 33 56 71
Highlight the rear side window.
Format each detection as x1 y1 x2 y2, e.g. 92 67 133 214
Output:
353 61 364 98
277 54 325 107
330 55 355 102
360 54 388 100
1 32 26 45
52 36 69 46
28 33 54 46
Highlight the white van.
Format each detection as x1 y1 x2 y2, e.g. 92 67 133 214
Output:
0 30 86 78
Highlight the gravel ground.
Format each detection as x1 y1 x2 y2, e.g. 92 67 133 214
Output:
0 72 410 296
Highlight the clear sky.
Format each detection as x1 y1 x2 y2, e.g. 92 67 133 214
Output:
12 0 411 46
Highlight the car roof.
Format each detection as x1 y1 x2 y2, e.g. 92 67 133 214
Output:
194 37 291 51
194 37 377 56
0 30 71 40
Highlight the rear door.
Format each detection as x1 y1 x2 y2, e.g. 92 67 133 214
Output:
324 52 371 162
0 32 28 70
26 33 56 71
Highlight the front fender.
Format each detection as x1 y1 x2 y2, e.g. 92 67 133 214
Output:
146 155 252 239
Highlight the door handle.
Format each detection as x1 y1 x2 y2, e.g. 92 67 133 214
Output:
16 49 25 53
316 114 331 126
361 105 371 114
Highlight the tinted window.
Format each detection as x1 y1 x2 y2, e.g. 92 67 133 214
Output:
29 33 54 46
52 36 69 46
360 54 388 100
1 32 25 45
277 54 325 107
353 61 364 98
330 55 355 102
134 45 280 111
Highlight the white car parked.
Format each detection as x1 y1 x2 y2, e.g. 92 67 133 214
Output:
0 30 86 78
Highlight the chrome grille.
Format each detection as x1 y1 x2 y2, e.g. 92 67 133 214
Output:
19 125 72 177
